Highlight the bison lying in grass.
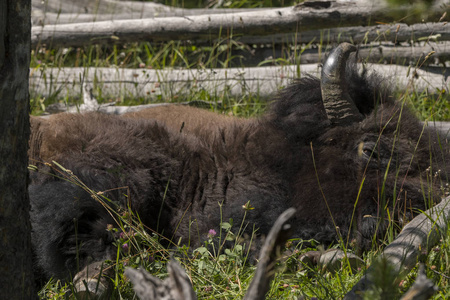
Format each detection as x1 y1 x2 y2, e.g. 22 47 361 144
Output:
29 43 448 285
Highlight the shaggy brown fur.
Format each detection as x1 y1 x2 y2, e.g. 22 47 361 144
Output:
29 62 449 283
29 106 242 163
123 105 241 132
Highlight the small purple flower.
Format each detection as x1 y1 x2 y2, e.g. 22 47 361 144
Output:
207 229 217 238
122 243 129 252
119 232 126 239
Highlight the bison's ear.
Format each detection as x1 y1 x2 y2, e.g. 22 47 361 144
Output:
321 43 363 126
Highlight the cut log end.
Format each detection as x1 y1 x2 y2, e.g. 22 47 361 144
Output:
73 261 114 299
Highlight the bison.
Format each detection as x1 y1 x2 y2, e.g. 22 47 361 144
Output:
29 43 449 284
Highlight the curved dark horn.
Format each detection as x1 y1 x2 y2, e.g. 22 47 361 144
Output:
321 43 362 125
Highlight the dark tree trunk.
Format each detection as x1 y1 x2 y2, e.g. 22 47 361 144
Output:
0 0 35 298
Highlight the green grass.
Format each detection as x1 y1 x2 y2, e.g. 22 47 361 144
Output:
406 89 450 122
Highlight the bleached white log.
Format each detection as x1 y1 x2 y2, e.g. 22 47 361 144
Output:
31 21 450 48
31 0 264 26
29 65 312 101
43 83 218 115
29 64 450 103
31 1 450 48
31 0 450 47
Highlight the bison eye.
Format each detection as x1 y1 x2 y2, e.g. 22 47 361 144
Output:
363 148 378 159
360 142 379 160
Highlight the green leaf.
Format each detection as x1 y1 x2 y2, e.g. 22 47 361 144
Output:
221 222 231 230
194 246 208 255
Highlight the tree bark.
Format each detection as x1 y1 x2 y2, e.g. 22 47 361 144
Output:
29 63 450 103
0 0 35 298
31 0 450 48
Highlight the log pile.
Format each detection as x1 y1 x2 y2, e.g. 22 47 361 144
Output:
30 63 450 103
30 0 450 103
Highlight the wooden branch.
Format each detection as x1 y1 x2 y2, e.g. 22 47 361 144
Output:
29 64 450 103
399 264 436 300
244 208 296 300
344 195 450 299
125 260 197 300
73 261 114 298
31 0 450 48
339 42 450 66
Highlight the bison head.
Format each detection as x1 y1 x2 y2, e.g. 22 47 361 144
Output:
267 43 448 250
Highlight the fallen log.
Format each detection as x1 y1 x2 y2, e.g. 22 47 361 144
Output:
29 64 450 103
235 23 450 47
31 0 264 26
31 0 450 48
31 0 450 47
229 41 450 67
